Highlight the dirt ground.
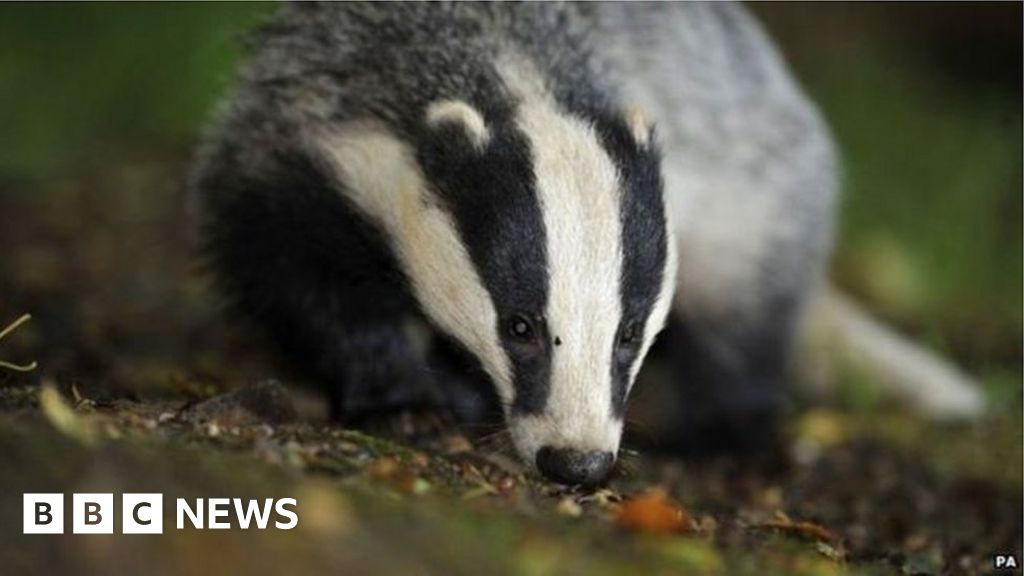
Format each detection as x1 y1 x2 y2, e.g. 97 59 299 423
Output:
0 151 1021 576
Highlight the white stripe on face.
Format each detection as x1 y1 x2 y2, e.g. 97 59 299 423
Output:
500 60 626 457
315 124 515 406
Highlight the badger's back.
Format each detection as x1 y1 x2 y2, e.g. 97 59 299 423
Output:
593 2 838 343
212 3 614 141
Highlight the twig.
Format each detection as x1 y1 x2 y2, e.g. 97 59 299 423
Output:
0 313 37 372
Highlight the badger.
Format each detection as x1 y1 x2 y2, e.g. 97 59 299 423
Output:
193 2 983 485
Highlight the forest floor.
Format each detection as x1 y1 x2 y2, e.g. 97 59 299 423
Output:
0 379 1019 576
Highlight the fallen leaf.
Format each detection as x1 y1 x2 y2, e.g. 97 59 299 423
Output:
615 488 695 534
556 497 582 517
754 512 836 543
39 382 97 446
814 541 845 562
367 456 399 479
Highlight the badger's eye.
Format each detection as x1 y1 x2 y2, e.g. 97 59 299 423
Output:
618 321 641 347
506 314 537 342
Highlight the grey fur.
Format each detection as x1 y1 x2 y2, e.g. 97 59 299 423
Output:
203 1 836 344
592 2 838 330
193 2 844 466
593 3 839 433
202 3 615 155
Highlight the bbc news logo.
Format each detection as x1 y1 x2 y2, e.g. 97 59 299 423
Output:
23 493 298 534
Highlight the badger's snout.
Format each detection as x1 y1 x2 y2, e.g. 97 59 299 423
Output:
535 446 615 486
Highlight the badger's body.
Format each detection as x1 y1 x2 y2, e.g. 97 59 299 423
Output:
194 2 837 484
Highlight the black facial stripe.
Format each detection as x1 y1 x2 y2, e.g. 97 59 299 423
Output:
593 115 668 418
416 110 552 416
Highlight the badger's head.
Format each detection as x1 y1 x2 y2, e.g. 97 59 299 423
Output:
319 88 675 485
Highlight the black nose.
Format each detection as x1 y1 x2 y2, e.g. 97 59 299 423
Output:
535 447 614 485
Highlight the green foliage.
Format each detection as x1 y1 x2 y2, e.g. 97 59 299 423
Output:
816 44 1022 400
0 3 273 179
821 45 1022 331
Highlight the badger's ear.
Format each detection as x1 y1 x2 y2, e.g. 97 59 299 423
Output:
621 104 654 148
424 100 490 151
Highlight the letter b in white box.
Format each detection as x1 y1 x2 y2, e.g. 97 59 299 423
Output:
23 493 63 534
122 494 163 534
73 493 113 534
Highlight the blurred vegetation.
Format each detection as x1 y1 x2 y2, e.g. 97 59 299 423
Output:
754 3 1022 408
0 3 273 179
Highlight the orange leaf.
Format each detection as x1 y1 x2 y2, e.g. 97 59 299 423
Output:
615 488 694 534
755 517 836 543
